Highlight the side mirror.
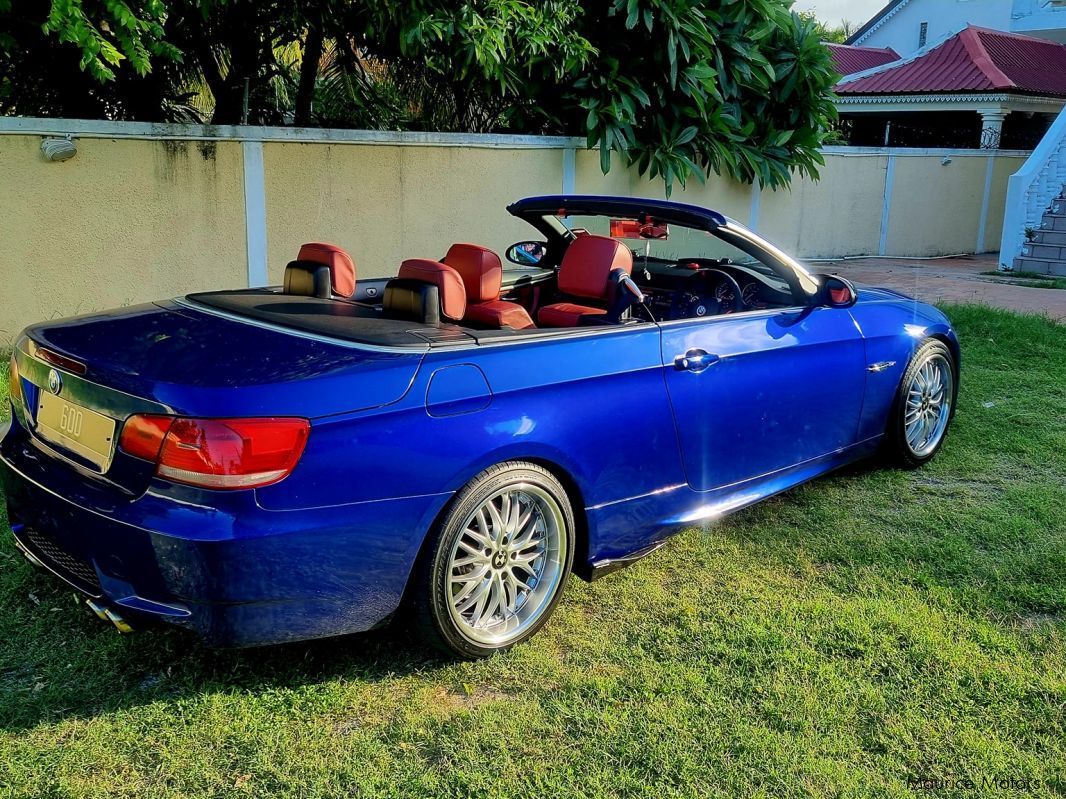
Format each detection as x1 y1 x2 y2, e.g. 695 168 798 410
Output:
506 241 547 266
817 274 858 308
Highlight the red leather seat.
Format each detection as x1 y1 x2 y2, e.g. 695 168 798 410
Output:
444 243 535 330
397 259 467 321
538 235 633 327
287 242 357 298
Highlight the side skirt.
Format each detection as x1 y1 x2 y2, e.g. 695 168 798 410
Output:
577 539 670 582
580 436 884 581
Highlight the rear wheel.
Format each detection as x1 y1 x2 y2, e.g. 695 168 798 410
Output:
412 462 575 659
886 339 957 468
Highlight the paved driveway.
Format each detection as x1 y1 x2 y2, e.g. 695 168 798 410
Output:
810 254 1066 322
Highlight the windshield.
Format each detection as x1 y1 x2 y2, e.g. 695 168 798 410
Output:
547 213 789 289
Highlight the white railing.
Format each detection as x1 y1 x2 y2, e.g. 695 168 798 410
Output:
1000 105 1066 270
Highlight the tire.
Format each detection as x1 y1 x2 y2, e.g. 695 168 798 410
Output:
412 461 576 659
885 338 958 469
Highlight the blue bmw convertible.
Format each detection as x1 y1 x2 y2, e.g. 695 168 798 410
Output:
1 195 959 658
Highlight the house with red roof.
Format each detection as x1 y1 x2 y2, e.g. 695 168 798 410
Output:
832 26 1066 149
847 0 1066 57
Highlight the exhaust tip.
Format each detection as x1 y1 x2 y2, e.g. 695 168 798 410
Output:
104 608 134 634
85 598 109 621
86 599 133 633
14 538 46 570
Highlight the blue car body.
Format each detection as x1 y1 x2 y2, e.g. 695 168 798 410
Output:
1 196 959 647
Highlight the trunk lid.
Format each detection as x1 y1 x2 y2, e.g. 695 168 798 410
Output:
22 301 423 419
11 301 422 494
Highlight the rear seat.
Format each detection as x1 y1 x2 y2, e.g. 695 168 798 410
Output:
284 242 357 299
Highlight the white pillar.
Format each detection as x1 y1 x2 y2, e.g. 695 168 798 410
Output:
979 109 1008 149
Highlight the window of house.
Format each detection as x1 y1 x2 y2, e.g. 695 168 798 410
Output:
919 22 928 47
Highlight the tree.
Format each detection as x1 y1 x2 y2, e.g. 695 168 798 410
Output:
796 11 854 44
357 1 838 191
0 0 839 194
563 1 838 191
0 0 192 119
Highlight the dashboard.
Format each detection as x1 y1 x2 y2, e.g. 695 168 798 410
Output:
633 258 794 321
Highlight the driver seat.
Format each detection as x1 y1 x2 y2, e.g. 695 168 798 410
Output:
538 235 633 327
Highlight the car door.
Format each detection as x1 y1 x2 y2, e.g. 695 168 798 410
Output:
660 304 866 491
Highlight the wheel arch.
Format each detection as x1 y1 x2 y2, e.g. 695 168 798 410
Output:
521 457 592 582
928 331 961 374
398 455 593 612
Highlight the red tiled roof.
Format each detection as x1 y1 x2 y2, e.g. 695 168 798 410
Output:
826 43 900 75
837 26 1066 97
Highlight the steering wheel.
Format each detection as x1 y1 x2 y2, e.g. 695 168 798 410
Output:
700 268 744 314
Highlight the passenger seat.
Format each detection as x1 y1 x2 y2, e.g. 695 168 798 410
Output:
443 243 536 330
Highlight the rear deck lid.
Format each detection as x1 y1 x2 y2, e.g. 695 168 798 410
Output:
20 300 423 419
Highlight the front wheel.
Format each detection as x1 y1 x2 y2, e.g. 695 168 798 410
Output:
412 462 575 659
886 338 957 468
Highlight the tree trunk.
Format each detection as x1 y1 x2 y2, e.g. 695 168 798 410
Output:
294 23 324 127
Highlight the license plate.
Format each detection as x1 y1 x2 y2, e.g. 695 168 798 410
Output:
36 393 117 471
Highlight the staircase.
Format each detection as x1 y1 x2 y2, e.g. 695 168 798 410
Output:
1000 105 1066 273
1014 192 1066 276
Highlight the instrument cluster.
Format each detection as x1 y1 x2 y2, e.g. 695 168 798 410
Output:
636 269 767 321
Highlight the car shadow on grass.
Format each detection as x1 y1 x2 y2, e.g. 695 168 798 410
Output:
0 546 453 733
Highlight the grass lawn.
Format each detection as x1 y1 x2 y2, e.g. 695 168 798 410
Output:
0 305 1063 798
981 270 1066 290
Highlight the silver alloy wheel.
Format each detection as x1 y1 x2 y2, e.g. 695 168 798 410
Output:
445 483 566 646
904 352 954 458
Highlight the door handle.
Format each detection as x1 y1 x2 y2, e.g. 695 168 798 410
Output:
674 349 720 372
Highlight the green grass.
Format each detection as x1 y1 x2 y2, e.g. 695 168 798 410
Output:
980 270 1066 290
1 306 1064 798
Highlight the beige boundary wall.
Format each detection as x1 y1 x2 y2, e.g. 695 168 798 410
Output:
0 116 1028 342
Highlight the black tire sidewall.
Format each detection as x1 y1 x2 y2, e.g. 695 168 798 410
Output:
888 338 958 468
414 461 575 659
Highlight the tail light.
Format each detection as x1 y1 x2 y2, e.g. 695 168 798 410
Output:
34 346 87 375
119 415 309 490
7 352 20 408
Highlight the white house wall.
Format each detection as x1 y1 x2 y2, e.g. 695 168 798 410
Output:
855 0 1011 55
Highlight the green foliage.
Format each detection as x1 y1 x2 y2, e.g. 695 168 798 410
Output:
40 0 179 81
352 0 595 132
796 10 854 44
568 1 839 192
0 0 841 193
387 0 593 93
359 0 840 193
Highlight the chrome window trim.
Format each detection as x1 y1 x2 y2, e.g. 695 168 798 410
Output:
654 303 812 331
174 297 433 354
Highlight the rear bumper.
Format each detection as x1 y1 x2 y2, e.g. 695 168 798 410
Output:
0 420 448 647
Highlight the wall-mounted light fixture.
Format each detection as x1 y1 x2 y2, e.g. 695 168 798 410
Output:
41 136 77 162
941 156 953 166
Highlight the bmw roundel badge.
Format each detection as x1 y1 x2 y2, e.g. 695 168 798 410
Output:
47 368 62 395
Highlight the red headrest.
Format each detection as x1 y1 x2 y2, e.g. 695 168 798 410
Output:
297 242 356 298
444 243 503 304
558 235 633 299
398 259 467 321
